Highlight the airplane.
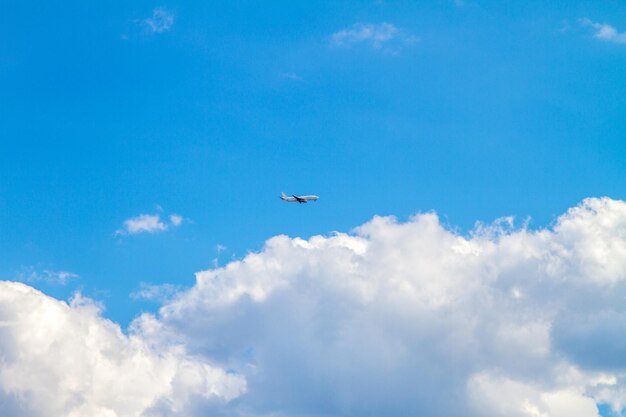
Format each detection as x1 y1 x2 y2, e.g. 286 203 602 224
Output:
280 192 319 203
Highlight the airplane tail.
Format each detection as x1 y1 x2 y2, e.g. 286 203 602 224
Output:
280 192 287 200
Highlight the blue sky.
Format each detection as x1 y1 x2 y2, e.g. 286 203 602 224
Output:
3 0 626 324
2 2 626 416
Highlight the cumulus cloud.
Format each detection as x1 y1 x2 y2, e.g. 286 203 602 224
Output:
6 197 626 416
145 7 175 33
330 22 419 52
580 19 626 44
132 197 626 417
0 282 245 417
116 212 184 236
468 371 602 417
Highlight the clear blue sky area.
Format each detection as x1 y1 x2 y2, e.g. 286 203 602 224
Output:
2 0 626 344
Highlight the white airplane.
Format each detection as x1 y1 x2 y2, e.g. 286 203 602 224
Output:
280 192 319 203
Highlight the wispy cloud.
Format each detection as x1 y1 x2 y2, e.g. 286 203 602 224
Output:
118 214 167 235
331 22 398 48
169 214 183 227
580 18 626 44
115 212 185 236
330 23 419 53
130 282 183 302
144 7 175 33
18 268 79 285
280 72 302 81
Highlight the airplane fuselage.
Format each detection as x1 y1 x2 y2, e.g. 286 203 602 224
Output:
280 193 319 203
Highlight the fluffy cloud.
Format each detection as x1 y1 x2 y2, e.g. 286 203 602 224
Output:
133 197 626 417
116 212 184 236
0 282 245 417
5 197 626 416
580 19 626 44
330 23 419 52
468 371 602 417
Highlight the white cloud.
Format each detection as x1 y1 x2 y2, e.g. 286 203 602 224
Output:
132 197 626 417
18 268 79 285
331 23 398 48
7 197 626 416
131 282 184 303
170 214 184 227
0 282 245 417
468 372 601 417
580 19 626 44
116 212 184 236
330 22 419 52
145 7 175 33
117 214 167 235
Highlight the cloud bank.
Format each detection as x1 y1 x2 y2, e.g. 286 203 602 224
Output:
4 197 626 416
